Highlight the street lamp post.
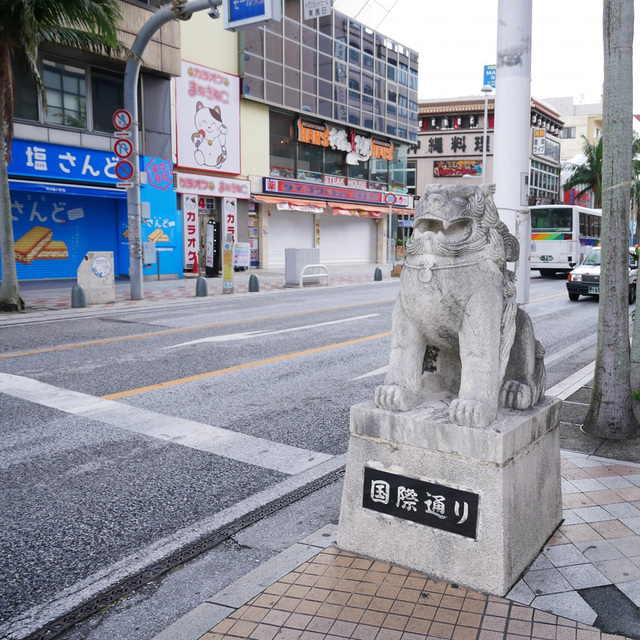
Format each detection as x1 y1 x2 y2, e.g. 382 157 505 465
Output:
124 0 221 300
481 84 493 184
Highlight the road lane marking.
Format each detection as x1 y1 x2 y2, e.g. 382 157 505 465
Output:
351 366 388 381
0 300 395 359
166 314 379 348
0 372 332 475
104 332 392 399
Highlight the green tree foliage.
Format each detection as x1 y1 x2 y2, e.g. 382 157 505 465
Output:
563 135 604 209
0 0 126 311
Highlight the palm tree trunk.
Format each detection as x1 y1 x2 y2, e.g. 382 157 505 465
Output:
584 0 638 438
0 89 24 312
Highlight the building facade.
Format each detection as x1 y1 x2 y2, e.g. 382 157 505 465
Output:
409 96 564 206
178 0 419 272
5 0 182 282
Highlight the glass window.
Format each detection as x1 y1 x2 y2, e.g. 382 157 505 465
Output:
285 40 300 67
284 0 300 21
348 89 360 108
302 47 317 74
370 158 388 185
349 20 361 47
363 53 374 71
335 61 347 83
325 147 346 176
318 80 332 99
318 99 332 118
348 67 360 91
265 34 283 63
334 102 347 122
266 81 282 103
244 28 263 54
92 71 123 133
349 46 360 66
348 109 360 126
362 73 373 96
269 111 295 178
245 55 264 78
285 18 300 42
13 58 38 121
43 59 87 128
265 61 282 84
334 14 347 42
318 14 333 37
348 159 368 181
335 41 347 61
284 87 300 109
285 67 300 89
390 145 407 186
302 73 315 93
318 54 332 81
243 75 264 99
531 207 572 231
301 93 317 113
297 143 323 182
302 27 316 48
318 34 332 55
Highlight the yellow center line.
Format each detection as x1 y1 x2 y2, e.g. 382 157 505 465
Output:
102 331 392 400
0 299 396 359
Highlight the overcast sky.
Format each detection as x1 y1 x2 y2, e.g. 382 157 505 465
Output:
332 0 640 113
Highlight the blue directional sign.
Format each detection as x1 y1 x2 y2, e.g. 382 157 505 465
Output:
223 0 281 32
484 64 496 89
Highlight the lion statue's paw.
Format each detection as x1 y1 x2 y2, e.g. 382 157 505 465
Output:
500 380 533 410
449 398 496 429
374 385 419 412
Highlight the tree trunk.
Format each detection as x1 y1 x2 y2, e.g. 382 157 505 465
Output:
584 0 638 438
0 86 23 311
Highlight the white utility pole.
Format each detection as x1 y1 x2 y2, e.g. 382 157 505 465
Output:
493 0 532 305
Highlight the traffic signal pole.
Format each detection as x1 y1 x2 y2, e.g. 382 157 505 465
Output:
124 0 221 300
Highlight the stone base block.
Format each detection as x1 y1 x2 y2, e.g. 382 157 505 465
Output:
337 396 562 595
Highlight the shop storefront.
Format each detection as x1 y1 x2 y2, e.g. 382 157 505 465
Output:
176 173 252 274
255 178 410 268
258 112 412 267
4 139 181 281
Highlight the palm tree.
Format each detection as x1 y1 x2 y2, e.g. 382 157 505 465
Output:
584 0 639 439
563 135 604 209
0 0 126 312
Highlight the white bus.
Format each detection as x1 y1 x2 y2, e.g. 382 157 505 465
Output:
530 204 602 276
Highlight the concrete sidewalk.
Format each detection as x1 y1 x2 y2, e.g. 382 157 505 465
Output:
151 371 640 640
0 263 393 322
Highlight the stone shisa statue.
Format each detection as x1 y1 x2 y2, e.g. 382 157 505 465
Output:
375 183 546 429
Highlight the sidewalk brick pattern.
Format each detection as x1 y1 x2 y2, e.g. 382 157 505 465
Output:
201 548 624 640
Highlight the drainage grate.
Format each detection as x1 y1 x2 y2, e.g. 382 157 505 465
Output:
24 466 345 640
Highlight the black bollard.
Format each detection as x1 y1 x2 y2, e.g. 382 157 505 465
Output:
374 267 383 281
195 275 208 297
71 284 86 308
248 274 260 292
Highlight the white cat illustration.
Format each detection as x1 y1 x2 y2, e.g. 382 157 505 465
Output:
191 101 228 169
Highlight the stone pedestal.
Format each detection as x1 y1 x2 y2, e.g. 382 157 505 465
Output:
337 396 562 595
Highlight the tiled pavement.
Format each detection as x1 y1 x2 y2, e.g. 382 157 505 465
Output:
155 450 640 640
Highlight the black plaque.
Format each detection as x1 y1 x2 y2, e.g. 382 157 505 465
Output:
362 467 479 539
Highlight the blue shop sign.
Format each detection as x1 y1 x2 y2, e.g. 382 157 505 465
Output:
9 139 119 185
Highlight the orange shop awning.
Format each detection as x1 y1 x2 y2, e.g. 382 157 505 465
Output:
253 195 326 212
327 202 413 218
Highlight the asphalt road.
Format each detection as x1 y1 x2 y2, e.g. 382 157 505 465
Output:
0 274 604 639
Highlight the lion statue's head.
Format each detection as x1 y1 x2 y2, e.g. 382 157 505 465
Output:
406 184 518 262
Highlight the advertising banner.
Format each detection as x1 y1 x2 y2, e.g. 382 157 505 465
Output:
175 61 241 175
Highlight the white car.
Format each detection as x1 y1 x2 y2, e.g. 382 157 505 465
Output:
566 246 638 303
